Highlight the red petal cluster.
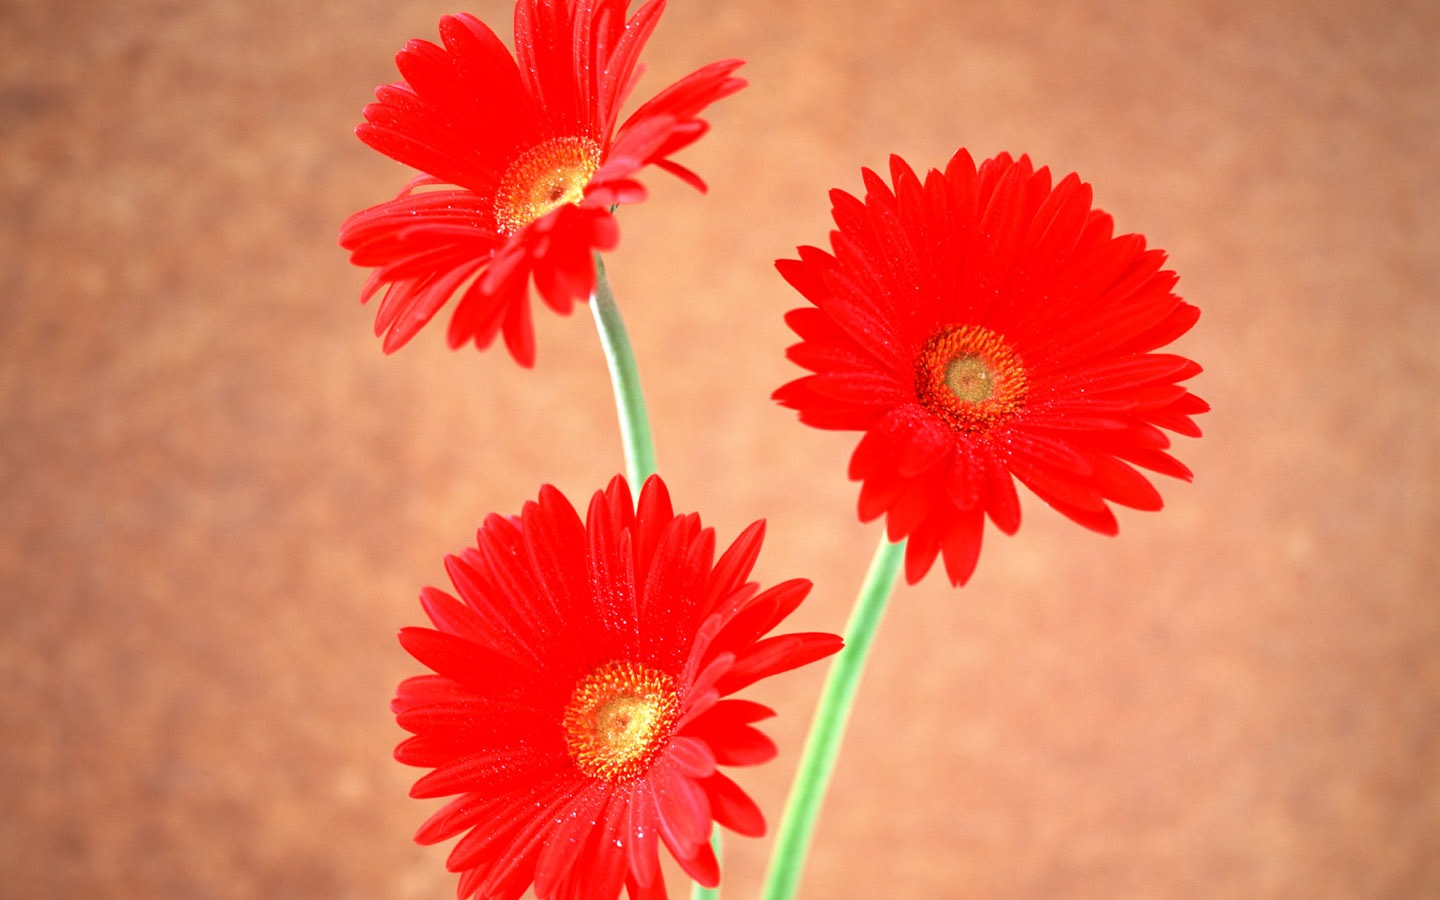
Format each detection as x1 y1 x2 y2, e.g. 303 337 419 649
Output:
340 0 745 365
393 475 842 900
775 149 1208 586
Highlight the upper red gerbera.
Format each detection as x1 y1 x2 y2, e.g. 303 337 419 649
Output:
775 149 1209 587
393 475 841 900
340 0 745 365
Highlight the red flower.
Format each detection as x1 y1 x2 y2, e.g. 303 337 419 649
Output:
393 475 841 900
775 150 1208 586
340 1 744 365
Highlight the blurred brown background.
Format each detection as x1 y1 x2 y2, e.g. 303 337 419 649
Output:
3 0 1437 897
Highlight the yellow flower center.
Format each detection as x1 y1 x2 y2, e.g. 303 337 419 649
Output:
493 136 602 234
562 660 680 783
915 324 1028 433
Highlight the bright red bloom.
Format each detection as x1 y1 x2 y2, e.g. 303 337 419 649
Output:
393 475 841 900
340 1 744 365
775 150 1208 586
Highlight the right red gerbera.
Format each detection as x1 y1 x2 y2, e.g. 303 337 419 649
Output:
775 149 1209 586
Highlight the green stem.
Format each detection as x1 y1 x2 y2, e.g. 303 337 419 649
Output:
590 254 722 897
759 534 907 900
589 253 658 487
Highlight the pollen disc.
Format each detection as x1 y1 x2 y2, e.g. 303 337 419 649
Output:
916 324 1028 433
494 136 602 234
563 660 680 783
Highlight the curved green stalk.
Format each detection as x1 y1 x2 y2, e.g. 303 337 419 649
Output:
759 535 907 900
589 253 657 487
590 254 724 898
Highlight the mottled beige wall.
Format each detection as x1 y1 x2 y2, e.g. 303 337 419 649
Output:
2 0 1436 897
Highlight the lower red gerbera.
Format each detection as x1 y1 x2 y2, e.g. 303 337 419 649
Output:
775 149 1209 586
393 475 842 900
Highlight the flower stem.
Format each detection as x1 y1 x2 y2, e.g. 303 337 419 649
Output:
589 253 658 486
590 253 723 898
759 534 907 900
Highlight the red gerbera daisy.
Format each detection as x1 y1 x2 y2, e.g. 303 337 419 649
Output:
393 475 842 900
340 0 744 365
775 149 1209 587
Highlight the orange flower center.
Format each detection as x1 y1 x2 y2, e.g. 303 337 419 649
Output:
915 324 1028 433
493 136 602 234
563 660 680 783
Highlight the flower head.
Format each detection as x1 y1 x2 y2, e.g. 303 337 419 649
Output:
775 150 1208 586
393 475 841 900
340 1 745 365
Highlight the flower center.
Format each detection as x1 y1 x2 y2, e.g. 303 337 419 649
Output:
562 660 680 783
493 136 602 234
915 324 1028 433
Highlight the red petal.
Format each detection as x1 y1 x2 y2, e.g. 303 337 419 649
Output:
714 633 843 695
665 736 719 778
652 761 711 856
939 506 985 587
625 783 664 890
704 770 766 837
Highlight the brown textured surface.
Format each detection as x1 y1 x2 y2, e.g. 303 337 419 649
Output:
3 0 1438 898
